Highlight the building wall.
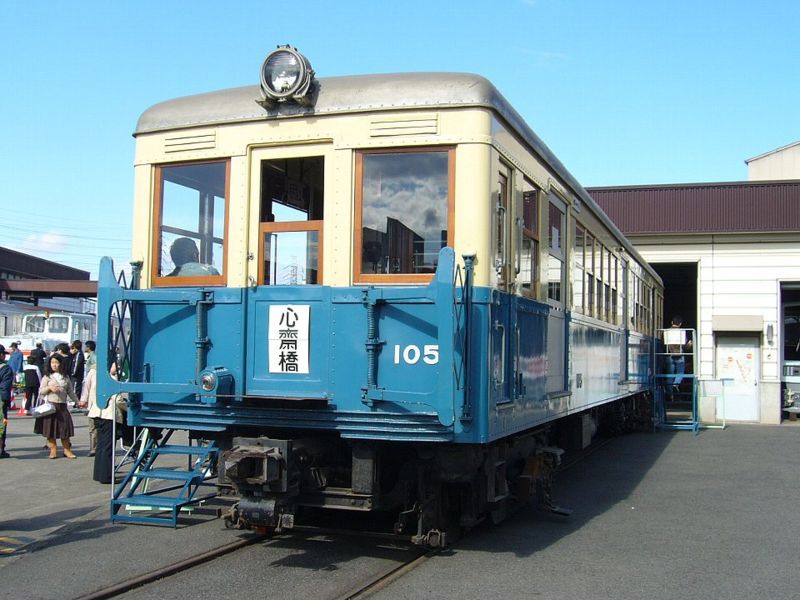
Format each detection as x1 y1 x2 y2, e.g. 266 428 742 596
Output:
747 143 800 181
631 233 800 424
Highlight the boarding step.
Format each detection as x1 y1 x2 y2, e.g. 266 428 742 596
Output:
151 444 213 456
111 429 219 527
136 468 204 483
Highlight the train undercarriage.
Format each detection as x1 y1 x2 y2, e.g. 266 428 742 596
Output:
219 393 650 547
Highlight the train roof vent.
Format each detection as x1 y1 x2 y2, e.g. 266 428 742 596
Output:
370 114 439 138
164 131 217 153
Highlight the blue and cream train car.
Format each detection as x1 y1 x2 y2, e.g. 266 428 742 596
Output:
98 46 662 544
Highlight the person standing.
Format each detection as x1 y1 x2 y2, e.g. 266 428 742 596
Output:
84 340 97 373
81 349 98 455
30 342 47 373
664 315 692 393
23 355 42 415
0 345 13 459
89 364 124 483
7 342 23 376
34 353 79 459
69 340 86 400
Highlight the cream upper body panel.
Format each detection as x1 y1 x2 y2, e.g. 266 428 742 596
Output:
130 73 659 290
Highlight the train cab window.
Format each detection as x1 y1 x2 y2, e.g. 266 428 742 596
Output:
25 316 46 333
259 157 324 285
355 148 454 283
152 161 229 287
48 317 69 334
547 197 565 304
519 179 539 298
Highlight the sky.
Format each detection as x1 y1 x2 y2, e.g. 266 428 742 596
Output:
1 0 799 279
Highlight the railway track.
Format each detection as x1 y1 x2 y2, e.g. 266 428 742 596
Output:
74 437 619 599
72 527 428 600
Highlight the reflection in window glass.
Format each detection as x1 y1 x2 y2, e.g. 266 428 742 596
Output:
263 231 319 285
360 152 449 275
548 203 563 251
547 255 562 302
521 180 539 297
158 162 226 279
547 199 564 303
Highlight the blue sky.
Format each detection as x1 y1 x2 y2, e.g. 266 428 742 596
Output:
2 0 798 278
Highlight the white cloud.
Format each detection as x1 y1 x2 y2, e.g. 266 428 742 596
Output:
20 231 70 254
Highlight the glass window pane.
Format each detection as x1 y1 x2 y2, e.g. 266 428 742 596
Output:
548 203 563 251
523 181 538 233
261 157 324 223
158 162 226 278
361 152 449 275
49 317 69 334
263 231 319 285
520 237 538 294
547 255 562 302
25 316 45 333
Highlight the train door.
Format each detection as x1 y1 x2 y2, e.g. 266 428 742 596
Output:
252 146 327 286
245 145 330 398
546 193 568 409
492 163 514 405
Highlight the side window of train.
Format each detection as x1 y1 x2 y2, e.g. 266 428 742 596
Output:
573 225 585 313
547 194 566 305
258 156 324 285
152 160 229 287
495 164 511 291
355 148 454 283
519 178 539 298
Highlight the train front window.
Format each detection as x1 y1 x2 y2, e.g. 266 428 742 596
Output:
153 161 229 286
259 156 324 285
48 317 69 334
356 148 454 282
25 316 45 333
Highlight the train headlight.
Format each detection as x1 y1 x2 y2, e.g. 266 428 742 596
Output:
200 372 217 392
198 366 235 403
258 45 315 108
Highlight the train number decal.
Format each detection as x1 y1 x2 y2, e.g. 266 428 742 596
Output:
392 344 439 365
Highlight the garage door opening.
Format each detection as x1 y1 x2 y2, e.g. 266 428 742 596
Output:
652 262 698 428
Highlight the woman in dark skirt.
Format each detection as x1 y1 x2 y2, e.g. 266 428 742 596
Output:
34 354 79 459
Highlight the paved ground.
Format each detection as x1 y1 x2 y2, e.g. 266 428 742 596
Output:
2 411 799 599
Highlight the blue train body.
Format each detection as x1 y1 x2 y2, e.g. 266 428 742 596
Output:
97 53 662 542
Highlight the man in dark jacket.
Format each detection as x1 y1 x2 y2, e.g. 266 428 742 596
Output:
0 345 13 458
30 342 47 372
70 340 86 399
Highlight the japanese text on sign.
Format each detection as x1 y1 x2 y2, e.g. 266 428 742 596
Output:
268 305 310 374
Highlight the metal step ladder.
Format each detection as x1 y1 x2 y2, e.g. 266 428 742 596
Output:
654 327 699 434
111 429 219 527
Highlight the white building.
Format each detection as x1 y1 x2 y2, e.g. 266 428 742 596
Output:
746 141 800 181
590 178 800 425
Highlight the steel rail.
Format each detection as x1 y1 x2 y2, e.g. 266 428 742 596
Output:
73 533 266 600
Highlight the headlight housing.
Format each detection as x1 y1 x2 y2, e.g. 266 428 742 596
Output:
258 45 315 108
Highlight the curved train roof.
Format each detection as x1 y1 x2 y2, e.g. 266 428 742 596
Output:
136 73 661 284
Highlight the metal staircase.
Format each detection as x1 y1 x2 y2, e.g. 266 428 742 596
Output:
654 327 699 434
111 429 219 527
